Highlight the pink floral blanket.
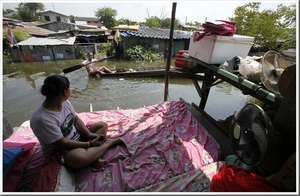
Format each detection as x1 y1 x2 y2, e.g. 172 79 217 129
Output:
76 100 220 191
4 100 220 192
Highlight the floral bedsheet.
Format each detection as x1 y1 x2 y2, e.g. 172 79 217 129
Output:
4 100 220 192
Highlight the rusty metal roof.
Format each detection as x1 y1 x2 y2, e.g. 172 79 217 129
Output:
21 25 56 36
17 36 76 46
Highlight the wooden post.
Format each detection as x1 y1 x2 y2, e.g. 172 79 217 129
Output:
51 47 56 61
192 79 203 105
199 71 214 110
164 2 177 101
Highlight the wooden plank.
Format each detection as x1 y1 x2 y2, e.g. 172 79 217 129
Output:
169 70 205 80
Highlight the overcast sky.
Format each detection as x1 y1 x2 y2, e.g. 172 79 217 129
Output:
2 1 297 24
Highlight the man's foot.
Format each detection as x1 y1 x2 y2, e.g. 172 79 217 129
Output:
91 159 107 171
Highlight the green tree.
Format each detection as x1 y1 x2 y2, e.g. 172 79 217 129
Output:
276 4 296 48
23 3 44 19
15 3 44 22
276 4 296 27
3 9 15 17
16 4 32 21
185 21 201 27
95 7 117 28
231 3 296 49
69 15 75 23
145 16 161 28
145 16 182 29
160 17 180 29
117 18 138 25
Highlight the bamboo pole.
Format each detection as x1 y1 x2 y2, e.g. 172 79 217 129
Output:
163 2 177 101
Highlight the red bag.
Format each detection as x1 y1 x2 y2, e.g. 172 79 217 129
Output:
193 20 236 42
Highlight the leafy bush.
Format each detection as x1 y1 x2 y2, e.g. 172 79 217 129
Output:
126 45 160 62
3 28 31 42
78 51 85 59
98 43 112 55
13 29 31 42
3 27 31 54
3 53 13 64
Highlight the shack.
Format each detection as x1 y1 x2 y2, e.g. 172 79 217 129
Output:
39 10 70 23
120 25 191 57
12 37 76 62
73 16 103 28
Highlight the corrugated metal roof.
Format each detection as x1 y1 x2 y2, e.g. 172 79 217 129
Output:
21 21 45 26
37 21 98 30
17 36 76 46
76 28 106 32
74 17 99 22
121 26 191 40
39 10 68 17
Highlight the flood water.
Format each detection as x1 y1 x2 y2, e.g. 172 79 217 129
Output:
3 59 251 136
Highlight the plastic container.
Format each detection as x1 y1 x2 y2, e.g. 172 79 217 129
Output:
188 33 254 64
174 50 192 68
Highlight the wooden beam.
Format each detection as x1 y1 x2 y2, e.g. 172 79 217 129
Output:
187 57 280 106
192 79 203 103
169 70 205 80
164 2 177 101
199 71 214 110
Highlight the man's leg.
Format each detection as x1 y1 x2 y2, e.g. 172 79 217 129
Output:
99 66 112 73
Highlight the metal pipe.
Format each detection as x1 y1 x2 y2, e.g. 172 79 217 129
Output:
164 2 177 101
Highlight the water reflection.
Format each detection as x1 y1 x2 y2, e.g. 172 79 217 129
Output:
3 60 249 128
214 82 234 95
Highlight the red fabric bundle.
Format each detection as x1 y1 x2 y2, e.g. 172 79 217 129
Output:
3 147 35 192
210 165 276 192
193 20 236 42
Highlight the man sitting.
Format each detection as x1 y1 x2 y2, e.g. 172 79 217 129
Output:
83 53 113 78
